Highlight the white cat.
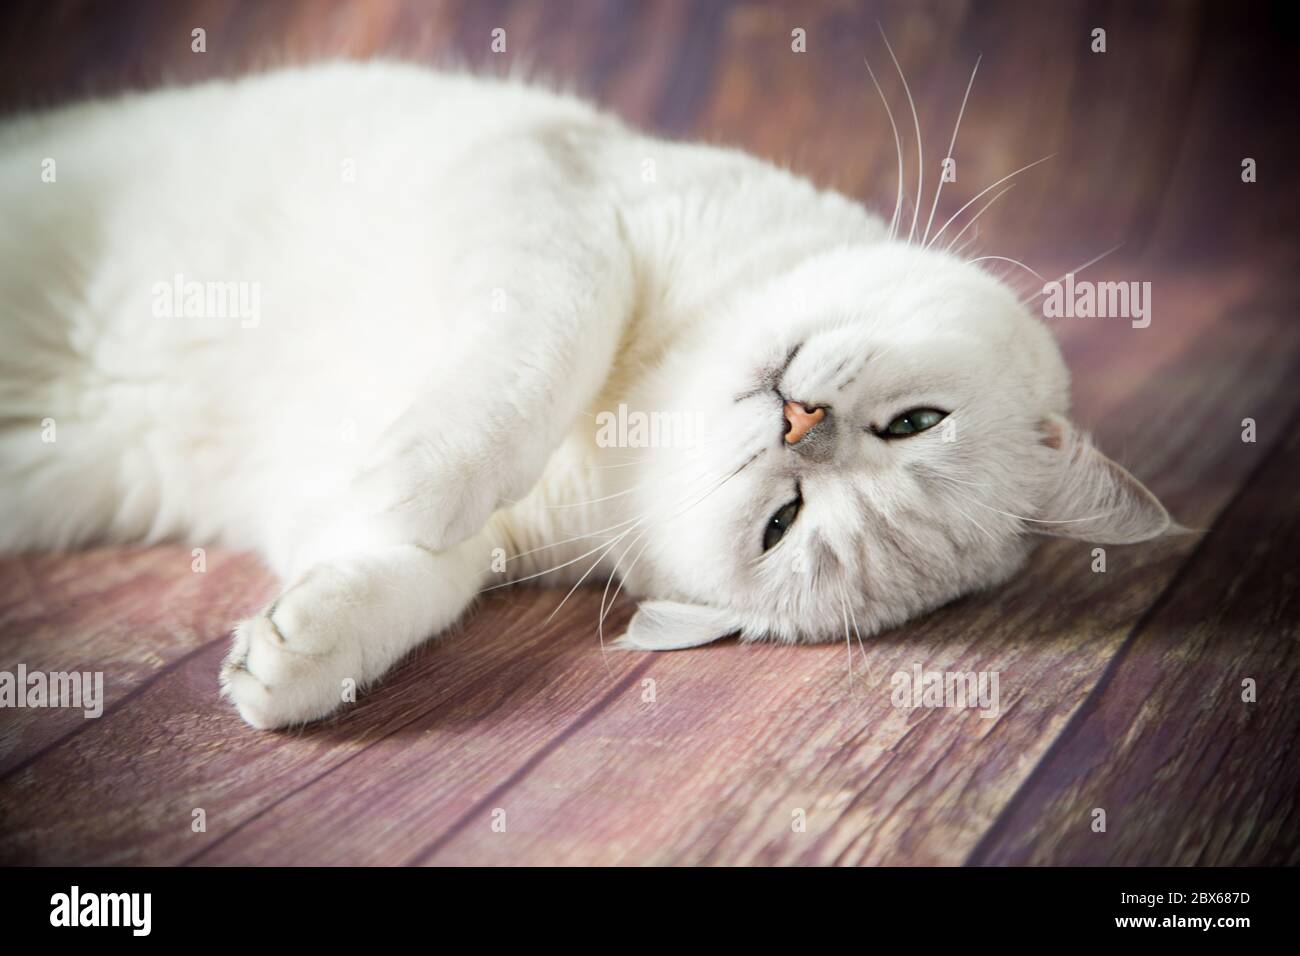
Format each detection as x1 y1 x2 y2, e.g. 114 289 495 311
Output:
0 62 1171 729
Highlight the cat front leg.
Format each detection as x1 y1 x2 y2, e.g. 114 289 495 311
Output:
223 205 634 728
221 534 491 729
357 218 635 554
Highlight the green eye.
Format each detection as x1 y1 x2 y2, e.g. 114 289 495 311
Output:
882 407 947 438
762 494 802 552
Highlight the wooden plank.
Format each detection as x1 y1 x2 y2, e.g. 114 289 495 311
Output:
0 547 275 776
967 412 1300 865
0 588 637 865
190 612 650 865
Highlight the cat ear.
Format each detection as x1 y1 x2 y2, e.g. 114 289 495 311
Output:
1033 415 1172 544
611 600 738 651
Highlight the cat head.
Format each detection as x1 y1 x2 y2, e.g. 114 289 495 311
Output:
616 242 1171 649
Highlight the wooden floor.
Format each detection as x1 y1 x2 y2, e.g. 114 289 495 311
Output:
1 1 1297 865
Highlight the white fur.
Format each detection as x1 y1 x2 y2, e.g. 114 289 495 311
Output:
0 62 1170 728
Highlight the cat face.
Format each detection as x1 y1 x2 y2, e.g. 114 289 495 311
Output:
617 244 1171 650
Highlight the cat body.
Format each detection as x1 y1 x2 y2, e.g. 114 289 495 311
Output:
0 62 1170 727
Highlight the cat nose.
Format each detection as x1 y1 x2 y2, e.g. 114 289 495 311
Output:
783 401 826 445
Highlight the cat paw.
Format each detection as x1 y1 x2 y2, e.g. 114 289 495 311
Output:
220 579 363 729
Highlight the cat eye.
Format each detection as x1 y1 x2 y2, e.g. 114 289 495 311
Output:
762 491 803 552
879 407 948 438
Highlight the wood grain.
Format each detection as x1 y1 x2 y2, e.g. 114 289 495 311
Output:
968 410 1300 866
0 590 636 864
0 547 275 776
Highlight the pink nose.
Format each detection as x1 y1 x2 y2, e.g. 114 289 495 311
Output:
783 401 826 444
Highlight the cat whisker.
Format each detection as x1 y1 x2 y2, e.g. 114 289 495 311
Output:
863 56 906 243
949 229 980 259
878 24 923 245
512 465 717 621
544 519 648 624
930 472 1119 525
925 153 1056 251
591 441 723 467
479 530 636 592
923 54 981 247
499 444 756 622
517 439 728 546
943 184 1015 255
501 513 643 564
545 486 639 509
1023 242 1125 303
594 432 733 468
837 587 854 685
967 254 1045 283
486 480 718 587
595 454 653 464
591 448 763 641
929 492 1000 544
916 469 990 488
841 581 870 670
597 530 653 656
592 458 653 469
856 336 905 372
